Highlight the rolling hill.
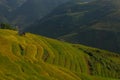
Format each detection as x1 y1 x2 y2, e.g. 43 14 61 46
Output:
26 0 120 53
0 29 120 80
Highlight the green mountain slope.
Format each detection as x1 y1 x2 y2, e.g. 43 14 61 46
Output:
0 29 120 80
26 0 120 53
0 0 70 27
4 0 70 27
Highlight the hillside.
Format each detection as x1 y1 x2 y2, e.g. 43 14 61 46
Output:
26 0 120 53
0 0 71 28
0 29 120 80
0 0 27 23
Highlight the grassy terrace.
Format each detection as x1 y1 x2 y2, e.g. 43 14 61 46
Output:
0 29 120 80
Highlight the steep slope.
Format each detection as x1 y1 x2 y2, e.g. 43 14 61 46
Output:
26 0 120 53
0 29 120 80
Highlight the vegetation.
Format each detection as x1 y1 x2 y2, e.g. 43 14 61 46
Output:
0 23 16 30
0 29 120 80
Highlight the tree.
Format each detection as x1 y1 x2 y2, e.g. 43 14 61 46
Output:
0 23 25 35
0 23 16 30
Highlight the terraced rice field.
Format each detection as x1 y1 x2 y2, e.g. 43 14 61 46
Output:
0 29 120 80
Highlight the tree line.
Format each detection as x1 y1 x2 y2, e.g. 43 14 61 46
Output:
0 23 25 35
